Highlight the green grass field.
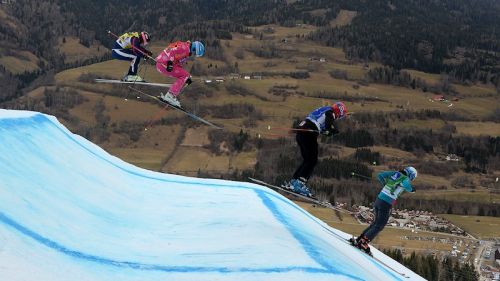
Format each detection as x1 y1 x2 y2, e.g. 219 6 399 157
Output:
439 214 500 239
0 55 40 74
452 121 500 136
58 36 108 64
412 190 500 203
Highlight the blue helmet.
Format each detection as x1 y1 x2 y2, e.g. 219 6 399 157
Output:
191 41 205 57
404 166 417 181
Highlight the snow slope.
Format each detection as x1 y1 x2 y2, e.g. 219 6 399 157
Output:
0 110 425 281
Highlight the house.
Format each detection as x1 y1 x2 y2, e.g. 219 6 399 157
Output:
394 218 409 227
319 57 327 62
204 79 213 83
228 73 240 79
446 154 460 161
415 215 431 222
429 221 449 230
263 27 275 33
433 95 445 101
215 76 225 83
405 222 416 228
253 75 262 80
244 76 251 80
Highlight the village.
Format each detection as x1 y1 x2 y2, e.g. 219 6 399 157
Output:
351 205 468 236
345 203 500 281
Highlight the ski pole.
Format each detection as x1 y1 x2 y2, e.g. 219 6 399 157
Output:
266 125 320 133
351 172 372 181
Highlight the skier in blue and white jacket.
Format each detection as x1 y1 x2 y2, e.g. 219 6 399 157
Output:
283 102 347 197
111 31 153 82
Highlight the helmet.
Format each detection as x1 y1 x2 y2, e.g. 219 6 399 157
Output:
140 31 151 45
404 166 417 181
331 102 347 119
191 41 205 57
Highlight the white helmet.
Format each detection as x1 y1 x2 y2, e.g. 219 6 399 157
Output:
404 166 417 181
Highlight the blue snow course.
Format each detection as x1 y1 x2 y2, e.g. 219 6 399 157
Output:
0 110 425 281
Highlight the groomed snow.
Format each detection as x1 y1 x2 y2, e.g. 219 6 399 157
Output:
0 109 425 281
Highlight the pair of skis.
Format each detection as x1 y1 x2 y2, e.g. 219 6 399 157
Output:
248 177 337 210
95 78 171 88
95 79 222 129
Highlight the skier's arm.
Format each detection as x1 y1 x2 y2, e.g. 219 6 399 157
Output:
402 179 415 193
377 171 393 185
131 37 152 57
322 110 339 136
166 42 191 65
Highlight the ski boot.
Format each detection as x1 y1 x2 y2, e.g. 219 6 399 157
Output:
122 75 145 82
160 92 181 108
281 180 293 190
290 178 312 197
351 235 372 256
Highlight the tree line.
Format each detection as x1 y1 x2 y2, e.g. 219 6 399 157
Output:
308 0 500 86
384 249 479 281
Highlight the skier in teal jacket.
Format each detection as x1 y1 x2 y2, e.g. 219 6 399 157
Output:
350 167 417 255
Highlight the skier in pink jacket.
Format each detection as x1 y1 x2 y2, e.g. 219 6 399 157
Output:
156 40 205 107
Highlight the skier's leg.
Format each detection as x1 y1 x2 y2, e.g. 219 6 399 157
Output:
155 64 189 107
363 199 391 241
300 134 318 181
292 132 318 180
292 132 308 179
112 49 137 75
129 56 142 75
168 66 190 96
112 49 136 61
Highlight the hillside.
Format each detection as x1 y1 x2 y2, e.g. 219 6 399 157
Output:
5 23 498 219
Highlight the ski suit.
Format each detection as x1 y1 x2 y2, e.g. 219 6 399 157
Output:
292 106 338 182
156 41 192 96
360 170 415 241
111 32 149 75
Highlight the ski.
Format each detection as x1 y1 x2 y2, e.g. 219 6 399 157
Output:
127 86 223 129
95 79 172 88
248 177 335 210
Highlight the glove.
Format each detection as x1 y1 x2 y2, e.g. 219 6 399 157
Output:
185 77 192 85
145 49 153 57
321 130 332 136
166 61 174 72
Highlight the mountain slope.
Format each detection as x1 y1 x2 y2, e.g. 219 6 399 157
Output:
0 109 424 280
